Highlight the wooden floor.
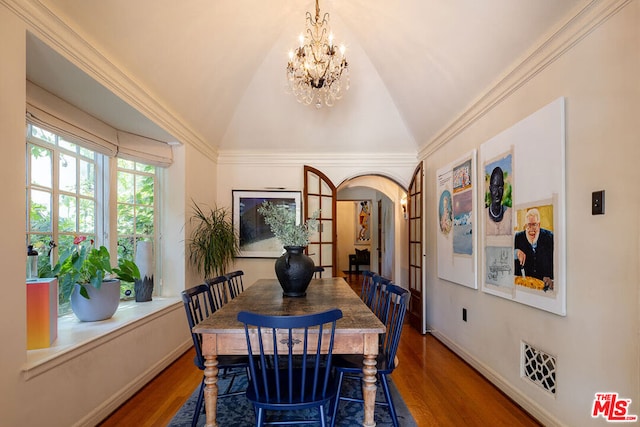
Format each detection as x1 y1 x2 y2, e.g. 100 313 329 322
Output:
99 274 541 427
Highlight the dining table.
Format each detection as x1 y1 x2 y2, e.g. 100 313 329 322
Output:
193 276 386 427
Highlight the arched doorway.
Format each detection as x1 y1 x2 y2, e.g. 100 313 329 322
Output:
304 165 423 333
336 175 408 285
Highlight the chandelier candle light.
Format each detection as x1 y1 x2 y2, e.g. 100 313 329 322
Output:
286 0 349 108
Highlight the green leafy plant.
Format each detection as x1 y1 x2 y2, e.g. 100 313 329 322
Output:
52 236 140 300
257 201 319 247
188 202 239 279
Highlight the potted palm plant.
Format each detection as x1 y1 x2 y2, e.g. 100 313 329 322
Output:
188 202 239 280
257 201 319 297
52 236 140 321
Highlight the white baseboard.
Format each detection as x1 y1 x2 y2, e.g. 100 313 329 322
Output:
74 339 193 427
429 328 563 427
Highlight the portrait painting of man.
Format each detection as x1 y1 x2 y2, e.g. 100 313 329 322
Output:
513 205 554 292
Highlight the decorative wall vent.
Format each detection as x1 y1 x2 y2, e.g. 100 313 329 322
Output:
522 341 557 395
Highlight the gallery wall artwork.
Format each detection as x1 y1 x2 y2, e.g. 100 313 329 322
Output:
479 97 566 316
483 151 514 289
436 150 477 289
232 190 301 258
355 200 372 244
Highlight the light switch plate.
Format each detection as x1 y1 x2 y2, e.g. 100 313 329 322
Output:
592 190 605 215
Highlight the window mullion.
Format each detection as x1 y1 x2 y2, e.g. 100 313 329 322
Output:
75 156 81 237
51 141 60 263
98 154 111 250
155 167 162 295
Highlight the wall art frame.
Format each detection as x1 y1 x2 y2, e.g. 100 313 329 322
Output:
232 190 301 258
479 97 566 316
355 200 372 245
436 149 477 289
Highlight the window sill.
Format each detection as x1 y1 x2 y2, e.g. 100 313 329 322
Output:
23 297 181 380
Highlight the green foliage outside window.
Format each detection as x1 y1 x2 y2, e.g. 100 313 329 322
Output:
26 125 157 308
116 160 155 299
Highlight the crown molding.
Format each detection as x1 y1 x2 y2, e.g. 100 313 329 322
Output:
2 0 218 161
216 150 418 167
217 151 418 189
418 0 631 159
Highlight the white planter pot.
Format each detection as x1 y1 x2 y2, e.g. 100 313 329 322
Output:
70 279 120 322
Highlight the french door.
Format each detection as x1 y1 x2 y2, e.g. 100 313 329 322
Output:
303 166 337 277
377 200 383 274
408 162 424 333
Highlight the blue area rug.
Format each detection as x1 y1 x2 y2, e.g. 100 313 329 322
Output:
168 371 417 426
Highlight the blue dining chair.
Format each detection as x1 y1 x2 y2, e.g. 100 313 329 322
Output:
205 274 230 309
225 270 245 299
237 308 343 426
360 270 376 306
313 266 325 278
181 284 249 427
369 275 393 323
330 284 409 427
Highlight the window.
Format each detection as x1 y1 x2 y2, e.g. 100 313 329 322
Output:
26 125 99 314
116 159 156 299
26 124 158 313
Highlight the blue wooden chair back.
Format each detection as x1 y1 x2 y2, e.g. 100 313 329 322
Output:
205 274 229 309
237 309 343 426
360 270 376 306
380 284 410 371
369 275 393 322
181 284 216 369
225 270 245 299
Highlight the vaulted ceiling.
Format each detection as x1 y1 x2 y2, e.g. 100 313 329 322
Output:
26 0 590 156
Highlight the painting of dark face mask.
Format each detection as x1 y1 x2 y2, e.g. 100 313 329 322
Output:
488 167 505 222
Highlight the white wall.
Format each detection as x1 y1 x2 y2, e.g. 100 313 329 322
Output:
423 3 640 426
161 144 187 296
0 7 28 426
337 200 362 273
182 143 221 285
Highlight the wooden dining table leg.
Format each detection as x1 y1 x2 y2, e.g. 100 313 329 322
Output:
203 354 219 427
360 331 381 426
362 352 378 426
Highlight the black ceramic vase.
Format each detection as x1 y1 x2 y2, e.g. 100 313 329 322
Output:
275 246 315 297
134 276 154 302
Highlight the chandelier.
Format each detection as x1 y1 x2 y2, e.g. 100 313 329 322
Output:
286 0 349 108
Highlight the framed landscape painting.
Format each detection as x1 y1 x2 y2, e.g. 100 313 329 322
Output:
232 190 301 258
